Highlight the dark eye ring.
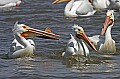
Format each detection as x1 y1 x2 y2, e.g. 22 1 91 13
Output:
23 26 26 28
78 29 81 31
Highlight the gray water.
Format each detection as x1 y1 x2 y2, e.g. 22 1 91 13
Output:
0 0 120 79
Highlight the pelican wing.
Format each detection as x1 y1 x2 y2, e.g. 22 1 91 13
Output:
88 35 100 45
62 34 85 56
88 35 105 50
0 0 19 5
70 1 82 14
62 34 78 56
76 0 95 16
81 41 89 57
9 39 24 53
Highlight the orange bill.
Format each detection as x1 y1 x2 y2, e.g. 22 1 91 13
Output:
76 32 97 52
52 0 71 4
101 16 113 35
21 27 60 40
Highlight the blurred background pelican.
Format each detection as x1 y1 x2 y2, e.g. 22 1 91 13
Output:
52 0 96 17
89 0 110 10
0 0 22 8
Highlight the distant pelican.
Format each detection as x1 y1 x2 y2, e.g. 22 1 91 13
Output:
89 0 110 10
0 0 22 7
62 24 97 57
52 0 96 17
109 0 120 10
8 22 60 58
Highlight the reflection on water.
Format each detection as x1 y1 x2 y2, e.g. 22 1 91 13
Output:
0 0 120 79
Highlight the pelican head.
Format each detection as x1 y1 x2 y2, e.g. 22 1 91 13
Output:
101 10 114 35
13 22 60 40
73 24 97 51
52 0 71 4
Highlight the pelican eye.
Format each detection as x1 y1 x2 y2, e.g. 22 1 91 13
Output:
109 13 112 18
23 26 29 30
78 29 83 34
23 26 27 28
78 29 81 31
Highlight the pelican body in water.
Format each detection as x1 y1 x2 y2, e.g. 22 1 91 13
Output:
109 0 120 10
62 25 97 57
89 0 110 10
100 10 116 52
89 10 116 53
0 0 22 7
52 0 96 17
8 22 60 58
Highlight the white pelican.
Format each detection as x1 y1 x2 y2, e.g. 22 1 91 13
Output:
109 0 120 10
52 0 96 17
62 25 97 57
89 0 110 10
0 0 22 7
7 22 60 58
89 10 116 53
